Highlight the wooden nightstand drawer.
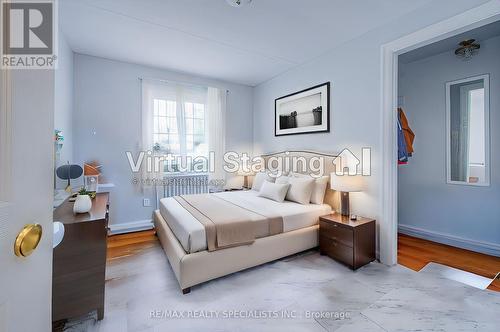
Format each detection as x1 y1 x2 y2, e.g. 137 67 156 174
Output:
319 213 376 270
319 235 353 267
320 220 353 247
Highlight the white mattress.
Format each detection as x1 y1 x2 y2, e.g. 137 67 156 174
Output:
159 190 331 253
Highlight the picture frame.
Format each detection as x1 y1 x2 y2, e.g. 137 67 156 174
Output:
275 82 330 136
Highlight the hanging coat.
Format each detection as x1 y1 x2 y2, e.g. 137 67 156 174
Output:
398 108 415 156
397 114 409 164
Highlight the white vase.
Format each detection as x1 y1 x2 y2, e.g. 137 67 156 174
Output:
73 194 92 214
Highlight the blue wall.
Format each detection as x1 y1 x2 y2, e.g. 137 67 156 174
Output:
73 54 254 231
398 35 500 255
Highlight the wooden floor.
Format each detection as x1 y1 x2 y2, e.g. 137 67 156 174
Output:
107 229 157 261
398 233 500 292
107 230 500 292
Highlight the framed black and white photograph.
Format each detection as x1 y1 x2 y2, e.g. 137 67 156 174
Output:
275 82 330 136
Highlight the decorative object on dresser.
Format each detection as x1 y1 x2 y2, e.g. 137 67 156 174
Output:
275 82 330 136
330 173 364 219
84 161 102 192
52 192 110 325
55 163 83 193
73 188 93 214
319 213 375 270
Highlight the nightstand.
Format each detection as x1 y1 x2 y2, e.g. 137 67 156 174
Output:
319 213 376 270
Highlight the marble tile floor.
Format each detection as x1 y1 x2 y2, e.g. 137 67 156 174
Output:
65 244 500 332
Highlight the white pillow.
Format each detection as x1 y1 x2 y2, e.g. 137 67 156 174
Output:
290 173 329 204
251 172 276 191
258 181 290 203
285 176 315 205
275 175 290 185
310 176 329 204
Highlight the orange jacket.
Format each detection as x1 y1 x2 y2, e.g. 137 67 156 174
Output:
398 108 415 154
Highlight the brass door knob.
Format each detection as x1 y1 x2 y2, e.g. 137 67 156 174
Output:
14 224 42 257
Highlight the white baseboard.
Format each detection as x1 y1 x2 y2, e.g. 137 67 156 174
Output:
108 219 154 235
398 224 500 257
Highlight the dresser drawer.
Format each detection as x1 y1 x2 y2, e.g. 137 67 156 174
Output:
319 235 354 267
320 220 353 247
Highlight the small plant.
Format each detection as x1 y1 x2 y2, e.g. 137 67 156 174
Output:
78 188 96 199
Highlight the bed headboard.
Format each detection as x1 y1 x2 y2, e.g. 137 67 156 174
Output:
261 150 339 211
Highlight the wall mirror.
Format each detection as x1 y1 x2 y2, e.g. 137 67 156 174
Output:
446 74 490 186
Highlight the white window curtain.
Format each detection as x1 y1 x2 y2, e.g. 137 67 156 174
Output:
141 79 164 187
207 87 227 190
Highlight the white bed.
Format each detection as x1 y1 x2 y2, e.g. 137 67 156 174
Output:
154 151 339 293
159 190 331 253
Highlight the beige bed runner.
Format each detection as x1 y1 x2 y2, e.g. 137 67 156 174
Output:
174 194 283 251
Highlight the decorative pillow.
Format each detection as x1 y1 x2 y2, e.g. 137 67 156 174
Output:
310 176 329 204
275 175 290 185
290 173 329 204
285 176 315 205
290 173 330 204
251 172 276 191
258 181 290 203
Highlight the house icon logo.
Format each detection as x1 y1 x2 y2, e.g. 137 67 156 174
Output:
332 148 371 176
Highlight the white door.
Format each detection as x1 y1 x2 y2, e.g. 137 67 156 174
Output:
0 67 55 329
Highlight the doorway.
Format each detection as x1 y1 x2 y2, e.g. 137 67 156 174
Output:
379 1 500 266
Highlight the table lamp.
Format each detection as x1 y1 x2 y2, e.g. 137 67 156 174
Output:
56 164 84 193
330 173 364 219
237 170 254 189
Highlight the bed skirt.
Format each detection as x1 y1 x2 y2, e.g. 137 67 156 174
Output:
153 210 319 292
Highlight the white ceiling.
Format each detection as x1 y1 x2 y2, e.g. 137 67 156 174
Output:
60 0 436 86
399 20 500 63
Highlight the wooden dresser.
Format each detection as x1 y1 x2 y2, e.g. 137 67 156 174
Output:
52 192 109 323
319 213 375 270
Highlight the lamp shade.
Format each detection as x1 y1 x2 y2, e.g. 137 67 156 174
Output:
56 164 83 180
330 173 364 192
237 169 255 176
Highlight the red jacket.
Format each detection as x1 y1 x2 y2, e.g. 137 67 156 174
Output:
398 108 415 154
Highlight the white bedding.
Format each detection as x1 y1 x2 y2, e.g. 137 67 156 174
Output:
159 190 331 253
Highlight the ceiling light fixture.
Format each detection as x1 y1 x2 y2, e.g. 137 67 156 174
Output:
226 0 252 8
455 39 480 60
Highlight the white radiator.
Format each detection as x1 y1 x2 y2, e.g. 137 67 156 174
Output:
157 174 209 206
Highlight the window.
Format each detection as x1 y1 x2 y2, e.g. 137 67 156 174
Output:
153 100 207 157
153 99 179 154
184 102 207 157
145 82 209 173
143 80 226 179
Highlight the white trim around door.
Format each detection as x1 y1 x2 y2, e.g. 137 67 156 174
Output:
379 0 500 265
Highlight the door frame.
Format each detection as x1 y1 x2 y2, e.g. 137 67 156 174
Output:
379 0 500 265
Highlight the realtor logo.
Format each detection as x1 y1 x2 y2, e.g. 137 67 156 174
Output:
1 0 57 69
